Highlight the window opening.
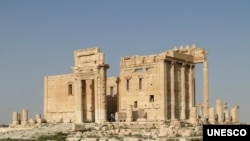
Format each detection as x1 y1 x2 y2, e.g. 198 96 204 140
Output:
68 84 73 95
110 86 114 97
126 79 130 90
139 78 142 90
149 95 154 102
135 68 143 72
134 101 138 108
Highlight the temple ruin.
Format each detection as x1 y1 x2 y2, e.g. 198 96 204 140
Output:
42 45 239 124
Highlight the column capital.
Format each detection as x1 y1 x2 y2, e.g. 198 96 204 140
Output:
189 64 195 68
170 61 176 66
181 63 187 68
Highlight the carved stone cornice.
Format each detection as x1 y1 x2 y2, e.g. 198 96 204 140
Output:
125 76 132 80
97 64 110 69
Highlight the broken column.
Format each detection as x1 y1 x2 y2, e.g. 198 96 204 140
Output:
216 99 223 123
126 105 133 122
21 109 28 125
231 105 239 123
203 61 209 118
189 107 197 124
208 107 215 124
223 102 230 123
12 112 20 125
36 114 42 123
224 110 230 123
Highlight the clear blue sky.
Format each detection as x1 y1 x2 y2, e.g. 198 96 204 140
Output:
0 0 249 124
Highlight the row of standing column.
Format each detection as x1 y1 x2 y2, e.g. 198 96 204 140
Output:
75 65 108 123
169 60 209 120
170 62 195 120
12 109 43 125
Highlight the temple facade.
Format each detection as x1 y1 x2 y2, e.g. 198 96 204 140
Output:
43 45 239 124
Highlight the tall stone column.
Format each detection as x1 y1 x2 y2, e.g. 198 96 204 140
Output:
180 63 186 120
100 66 107 123
170 62 175 120
76 78 83 123
162 61 168 120
86 79 94 122
189 64 195 120
94 76 99 123
203 61 209 118
96 64 109 123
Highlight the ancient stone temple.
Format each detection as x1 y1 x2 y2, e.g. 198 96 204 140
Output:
117 45 209 122
43 45 239 124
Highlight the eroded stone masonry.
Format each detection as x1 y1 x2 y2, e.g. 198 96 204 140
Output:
40 45 239 125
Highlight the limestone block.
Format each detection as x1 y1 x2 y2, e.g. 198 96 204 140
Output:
72 123 85 131
37 118 46 123
66 137 81 141
108 138 120 141
75 131 82 138
115 112 126 122
181 129 195 137
159 126 177 137
123 137 140 141
29 119 36 124
170 120 181 128
99 138 108 141
179 138 189 141
63 118 72 123
82 138 97 141
137 118 147 122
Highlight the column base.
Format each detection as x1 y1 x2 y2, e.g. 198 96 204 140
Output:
21 120 28 125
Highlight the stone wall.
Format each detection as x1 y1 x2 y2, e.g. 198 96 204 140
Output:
44 74 76 122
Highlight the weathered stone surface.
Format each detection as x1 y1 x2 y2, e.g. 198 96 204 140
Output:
72 123 85 131
41 45 239 125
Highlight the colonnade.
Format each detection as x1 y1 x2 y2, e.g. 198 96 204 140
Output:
168 60 208 120
75 64 109 123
